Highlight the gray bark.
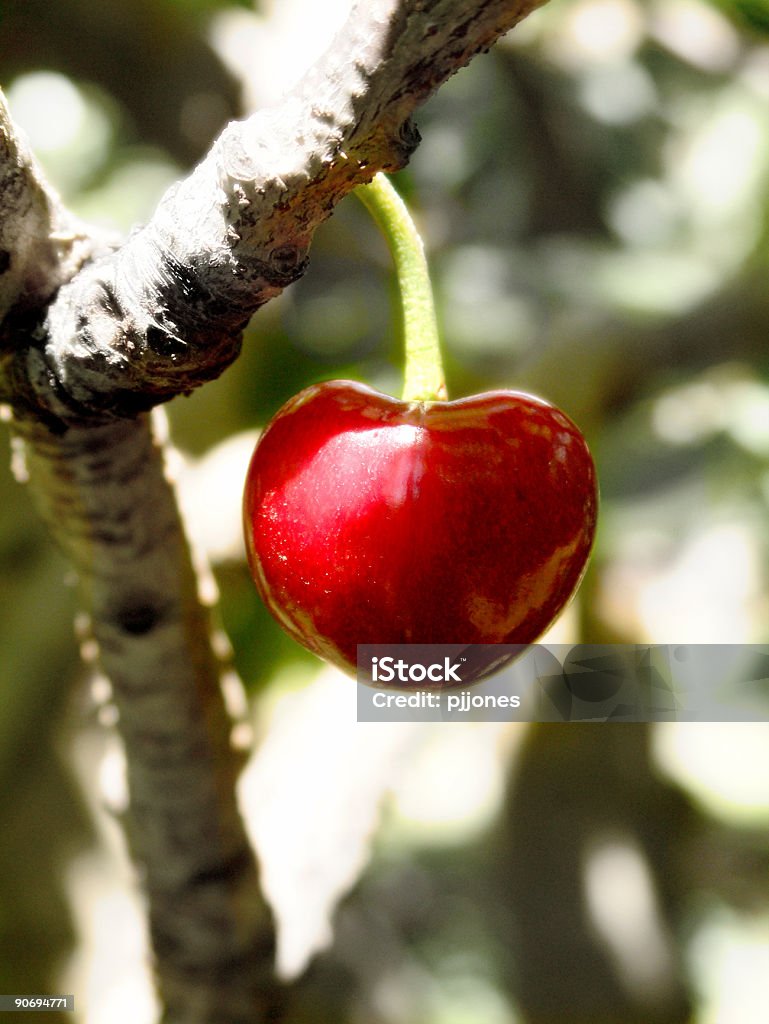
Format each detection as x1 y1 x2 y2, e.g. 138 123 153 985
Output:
0 1 546 1021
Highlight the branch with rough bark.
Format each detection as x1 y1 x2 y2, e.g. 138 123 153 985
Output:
0 1 545 1021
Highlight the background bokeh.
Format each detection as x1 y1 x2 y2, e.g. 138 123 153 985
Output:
1 1 768 1021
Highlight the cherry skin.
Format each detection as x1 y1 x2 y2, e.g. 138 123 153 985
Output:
243 380 598 680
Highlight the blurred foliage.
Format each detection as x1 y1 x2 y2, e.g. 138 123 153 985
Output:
715 0 769 35
1 0 768 1022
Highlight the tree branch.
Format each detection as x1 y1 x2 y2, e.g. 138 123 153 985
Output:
12 413 281 1024
7 0 544 427
0 1 547 1021
0 93 95 328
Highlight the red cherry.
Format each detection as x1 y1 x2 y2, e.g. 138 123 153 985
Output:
243 380 598 678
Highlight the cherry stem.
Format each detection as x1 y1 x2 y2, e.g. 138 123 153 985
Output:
356 173 447 403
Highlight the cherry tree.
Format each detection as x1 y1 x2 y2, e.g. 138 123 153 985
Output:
0 2 545 1020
